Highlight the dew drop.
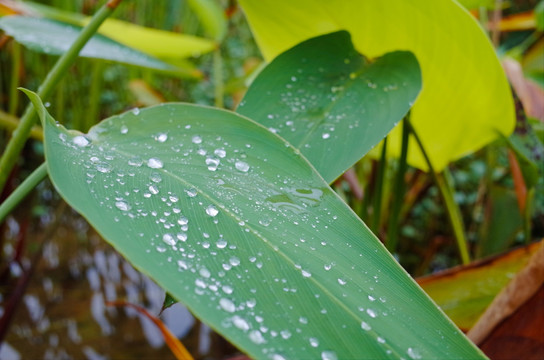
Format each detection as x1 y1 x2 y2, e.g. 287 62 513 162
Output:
249 330 265 344
162 234 176 246
155 133 168 142
150 173 162 183
120 125 129 134
128 157 143 167
206 205 219 217
235 161 250 173
232 316 250 331
199 267 211 278
216 239 227 249
407 347 422 359
280 330 291 339
309 337 319 347
214 148 226 158
219 298 235 313
206 157 220 171
337 278 347 285
149 185 159 195
147 158 163 169
301 270 312 278
321 351 338 360
115 201 130 211
185 188 197 197
366 309 377 318
361 321 371 331
96 163 112 173
322 133 330 139
192 135 202 144
131 107 140 115
229 257 240 266
73 135 90 147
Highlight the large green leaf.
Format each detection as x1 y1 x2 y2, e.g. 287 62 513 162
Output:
24 90 485 359
237 31 421 183
238 0 515 171
0 16 184 73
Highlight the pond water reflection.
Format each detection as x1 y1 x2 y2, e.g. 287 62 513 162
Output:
1 203 237 359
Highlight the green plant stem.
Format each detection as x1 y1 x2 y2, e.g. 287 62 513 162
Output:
85 61 104 131
213 48 224 108
406 120 471 264
370 137 387 234
386 119 409 253
9 42 21 116
0 111 43 141
0 163 48 224
0 0 122 192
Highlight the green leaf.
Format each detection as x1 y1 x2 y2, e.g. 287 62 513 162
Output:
237 31 421 183
186 0 227 42
11 1 217 60
24 89 485 359
238 0 515 171
0 16 186 74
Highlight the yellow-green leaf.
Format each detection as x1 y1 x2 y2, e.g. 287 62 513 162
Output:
238 0 515 171
12 1 216 60
417 241 541 331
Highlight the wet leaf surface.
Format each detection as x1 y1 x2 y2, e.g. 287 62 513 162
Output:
24 86 485 359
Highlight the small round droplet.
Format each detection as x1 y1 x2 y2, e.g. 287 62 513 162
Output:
131 107 140 115
216 239 227 249
149 185 159 195
302 270 312 278
361 321 371 331
322 133 330 139
147 158 163 169
120 125 129 134
155 133 168 142
206 205 219 217
366 308 377 318
128 157 143 167
309 337 319 347
150 173 162 183
235 161 250 173
192 135 202 144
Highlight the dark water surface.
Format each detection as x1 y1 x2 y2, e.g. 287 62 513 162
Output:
1 202 236 359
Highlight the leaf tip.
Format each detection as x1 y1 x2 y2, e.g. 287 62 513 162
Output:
18 87 51 127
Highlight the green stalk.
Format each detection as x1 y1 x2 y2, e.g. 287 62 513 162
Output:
370 137 388 234
386 119 409 253
0 163 48 224
0 0 123 192
9 42 21 116
406 120 471 264
213 48 224 108
85 61 104 132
